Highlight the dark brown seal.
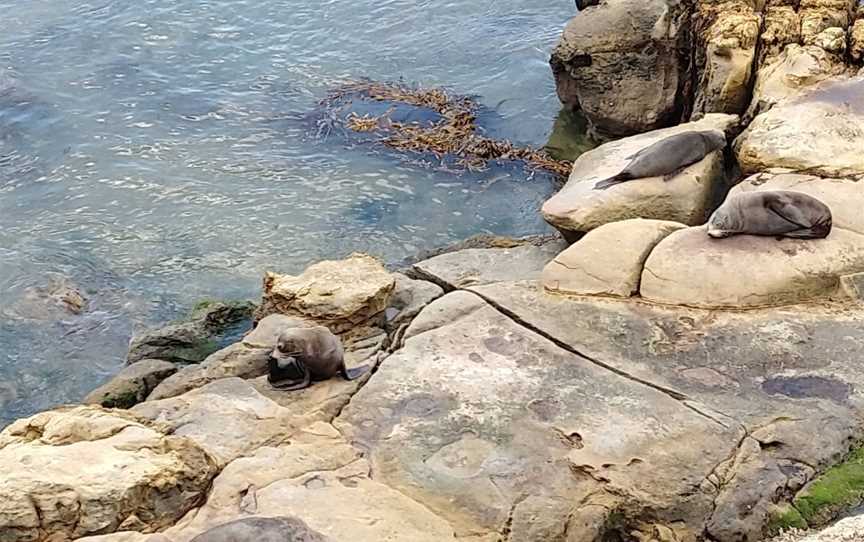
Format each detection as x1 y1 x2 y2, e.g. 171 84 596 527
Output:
707 190 832 239
593 130 727 190
268 326 370 390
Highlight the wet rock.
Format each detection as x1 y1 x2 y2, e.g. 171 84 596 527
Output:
84 359 178 408
542 219 685 297
736 77 864 177
730 172 864 235
127 300 255 364
7 275 87 320
412 238 567 290
189 516 331 542
541 114 738 237
256 253 395 333
550 0 691 138
0 406 217 542
692 0 761 117
641 226 864 308
335 290 739 539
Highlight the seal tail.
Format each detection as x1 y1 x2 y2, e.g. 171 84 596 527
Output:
342 364 371 381
593 172 631 190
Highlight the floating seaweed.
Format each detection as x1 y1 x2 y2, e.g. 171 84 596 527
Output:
320 80 574 181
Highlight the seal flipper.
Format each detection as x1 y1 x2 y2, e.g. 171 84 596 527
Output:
269 356 312 390
593 171 633 190
341 364 371 381
765 194 815 229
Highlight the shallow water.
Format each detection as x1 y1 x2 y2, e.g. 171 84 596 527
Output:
0 0 579 426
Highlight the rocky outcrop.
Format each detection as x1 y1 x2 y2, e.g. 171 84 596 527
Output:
542 219 684 297
256 253 395 333
549 0 691 138
84 359 178 408
541 114 738 238
127 301 254 364
0 406 218 542
188 517 331 542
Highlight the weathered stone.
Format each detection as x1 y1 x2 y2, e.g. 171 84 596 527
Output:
336 291 740 539
542 219 685 297
736 77 864 177
550 0 691 138
0 406 217 542
796 513 864 541
809 27 848 53
693 1 761 117
641 226 864 308
851 19 864 61
256 253 395 333
542 114 738 237
84 359 177 408
412 238 567 290
189 516 331 542
730 172 864 235
386 273 444 329
127 301 254 364
759 7 801 62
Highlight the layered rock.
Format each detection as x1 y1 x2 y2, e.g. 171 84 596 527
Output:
541 114 738 238
542 218 685 297
85 359 178 408
0 406 218 542
549 0 691 138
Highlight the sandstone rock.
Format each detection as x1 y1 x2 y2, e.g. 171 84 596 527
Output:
134 378 304 466
759 7 801 62
128 301 254 364
0 406 217 541
189 516 331 542
640 226 864 308
809 27 848 53
336 291 740 539
386 273 444 329
796 513 864 541
730 172 864 235
542 114 738 237
256 253 395 333
692 1 761 117
412 238 567 290
542 219 685 297
851 19 864 61
736 77 864 177
550 0 691 138
84 359 177 408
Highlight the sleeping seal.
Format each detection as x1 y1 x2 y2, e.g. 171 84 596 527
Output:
594 130 727 190
268 326 370 390
707 190 832 239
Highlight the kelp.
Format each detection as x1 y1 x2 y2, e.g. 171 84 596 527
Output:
321 80 573 180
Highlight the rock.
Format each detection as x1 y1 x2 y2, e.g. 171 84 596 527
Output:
852 19 864 62
549 0 691 138
127 301 255 364
386 273 444 329
256 253 395 333
542 219 685 297
736 77 864 177
159 425 457 541
692 0 761 117
640 226 864 308
730 172 864 235
84 359 178 408
0 406 217 541
134 378 305 467
759 7 801 62
541 114 738 238
6 274 87 321
797 513 864 541
335 290 740 539
189 516 331 542
412 238 567 290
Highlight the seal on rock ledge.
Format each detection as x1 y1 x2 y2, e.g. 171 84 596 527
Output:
268 326 370 390
593 130 727 190
707 191 833 239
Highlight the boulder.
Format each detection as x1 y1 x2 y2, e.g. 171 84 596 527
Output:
640 226 864 308
542 114 738 238
542 219 685 297
759 6 801 63
736 77 864 177
385 273 444 329
256 253 395 333
84 359 178 408
0 406 217 542
692 0 761 117
189 516 331 542
852 19 864 62
412 238 567 290
127 301 254 364
730 172 864 235
549 0 691 138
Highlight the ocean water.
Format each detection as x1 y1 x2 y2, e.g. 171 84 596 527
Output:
0 0 579 426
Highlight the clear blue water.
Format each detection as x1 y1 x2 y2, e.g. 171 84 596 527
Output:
0 0 576 426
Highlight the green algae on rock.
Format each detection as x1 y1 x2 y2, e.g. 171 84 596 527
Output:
794 445 864 526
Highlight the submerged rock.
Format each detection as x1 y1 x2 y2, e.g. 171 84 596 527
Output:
6 275 88 321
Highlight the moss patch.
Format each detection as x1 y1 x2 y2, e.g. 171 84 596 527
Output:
793 445 864 526
767 504 809 536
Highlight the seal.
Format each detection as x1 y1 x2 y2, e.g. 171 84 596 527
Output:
190 516 330 542
268 326 370 390
593 130 727 190
707 190 832 239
